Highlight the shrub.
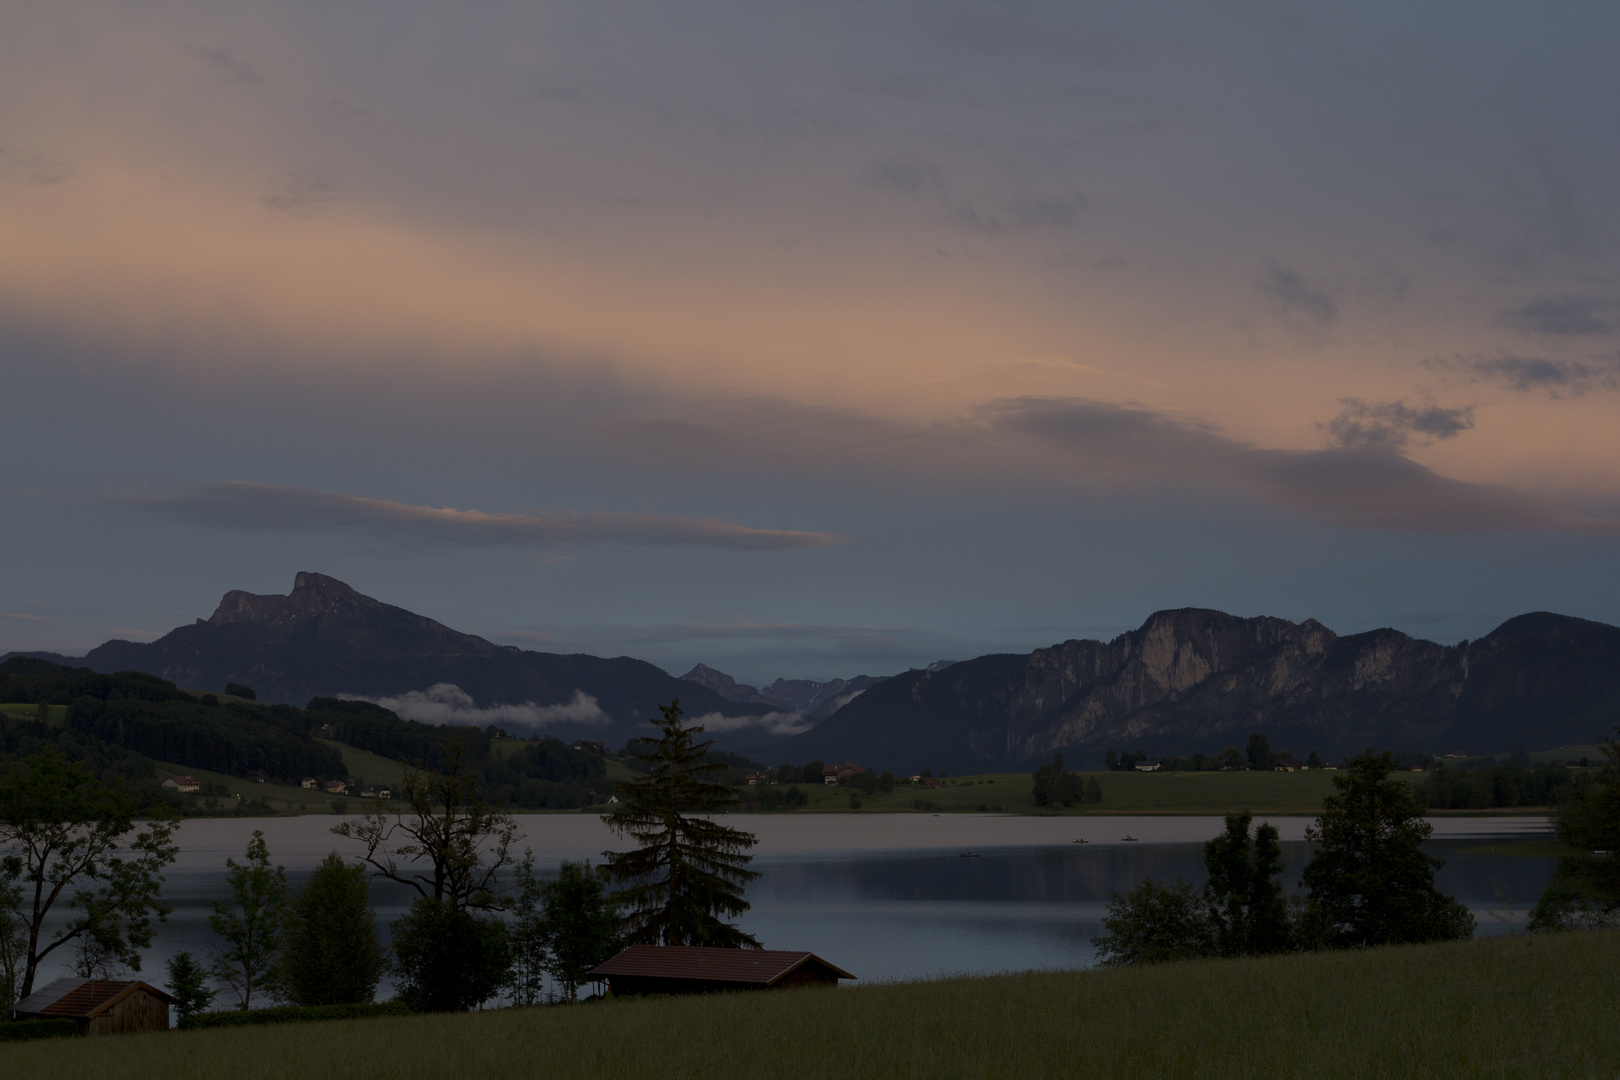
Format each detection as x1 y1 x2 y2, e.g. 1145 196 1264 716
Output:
0 1018 79 1042
181 1002 408 1030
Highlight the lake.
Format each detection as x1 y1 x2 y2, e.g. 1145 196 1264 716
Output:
27 813 1558 994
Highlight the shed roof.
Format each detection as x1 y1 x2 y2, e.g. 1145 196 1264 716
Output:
13 978 177 1020
587 945 855 986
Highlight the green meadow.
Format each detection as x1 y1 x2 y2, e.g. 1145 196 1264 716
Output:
752 768 1414 815
4 929 1614 1080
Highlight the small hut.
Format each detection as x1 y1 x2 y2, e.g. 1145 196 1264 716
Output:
587 945 855 997
11 978 176 1035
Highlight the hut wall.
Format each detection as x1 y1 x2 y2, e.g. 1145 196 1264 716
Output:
86 991 170 1035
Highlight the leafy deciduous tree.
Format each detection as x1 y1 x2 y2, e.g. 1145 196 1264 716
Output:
209 829 287 1009
1031 753 1083 807
1530 728 1620 931
390 897 510 1012
1091 877 1215 966
1203 812 1291 956
535 860 621 1002
602 700 761 948
279 852 385 1006
1302 750 1474 947
334 743 518 911
0 748 178 999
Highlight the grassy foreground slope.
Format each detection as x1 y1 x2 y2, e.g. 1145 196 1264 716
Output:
7 931 1616 1080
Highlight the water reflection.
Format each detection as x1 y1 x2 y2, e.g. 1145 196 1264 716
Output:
25 816 1559 991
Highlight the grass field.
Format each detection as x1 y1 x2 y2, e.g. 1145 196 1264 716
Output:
750 768 1424 815
4 930 1614 1079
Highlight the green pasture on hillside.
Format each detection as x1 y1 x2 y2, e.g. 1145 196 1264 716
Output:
4 930 1614 1080
0 702 66 724
316 738 408 789
747 768 1422 815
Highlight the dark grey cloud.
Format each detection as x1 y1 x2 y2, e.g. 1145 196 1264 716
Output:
259 172 339 216
127 482 844 552
861 158 1086 233
181 44 263 84
1258 259 1337 331
1429 351 1620 397
1322 398 1475 450
0 147 73 187
1499 296 1614 337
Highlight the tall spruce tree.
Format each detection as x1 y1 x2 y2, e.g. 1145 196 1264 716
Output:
601 700 761 948
1302 750 1474 947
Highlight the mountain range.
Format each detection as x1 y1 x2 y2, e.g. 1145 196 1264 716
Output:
50 572 778 749
9 573 1618 774
679 663 888 720
780 607 1620 774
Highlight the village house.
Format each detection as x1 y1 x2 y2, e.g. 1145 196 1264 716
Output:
159 775 200 793
359 785 391 799
587 946 855 997
242 769 268 783
324 779 349 795
1134 760 1161 772
1273 754 1307 772
570 739 607 755
300 778 317 789
11 978 176 1035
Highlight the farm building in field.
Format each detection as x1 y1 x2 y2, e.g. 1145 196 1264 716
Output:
159 775 200 793
587 945 855 997
11 978 175 1035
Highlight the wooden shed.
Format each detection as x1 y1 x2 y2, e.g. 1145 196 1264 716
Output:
587 945 855 997
11 977 176 1035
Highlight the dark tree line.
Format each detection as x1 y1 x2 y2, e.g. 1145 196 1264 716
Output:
1031 754 1102 807
67 696 345 782
1418 760 1580 809
1093 751 1475 965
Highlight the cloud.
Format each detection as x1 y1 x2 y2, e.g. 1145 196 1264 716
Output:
1323 398 1475 450
0 613 50 623
0 147 73 187
128 482 844 552
1428 352 1620 398
979 396 1606 536
1499 296 1614 337
687 710 814 737
260 172 340 217
861 158 1086 233
1258 259 1337 331
347 684 610 728
181 44 263 84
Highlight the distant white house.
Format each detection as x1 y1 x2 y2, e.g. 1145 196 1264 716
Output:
160 776 200 793
1133 760 1161 772
300 778 317 790
324 780 348 795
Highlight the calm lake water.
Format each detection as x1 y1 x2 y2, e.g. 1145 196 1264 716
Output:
30 813 1557 994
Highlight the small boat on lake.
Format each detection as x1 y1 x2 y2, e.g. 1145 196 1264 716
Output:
959 851 980 858
1121 835 1139 842
1071 838 1089 844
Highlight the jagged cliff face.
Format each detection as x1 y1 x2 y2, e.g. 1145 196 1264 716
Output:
680 662 887 719
786 608 1620 774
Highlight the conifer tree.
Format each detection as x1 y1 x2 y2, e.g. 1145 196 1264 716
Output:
1203 811 1290 956
601 700 761 948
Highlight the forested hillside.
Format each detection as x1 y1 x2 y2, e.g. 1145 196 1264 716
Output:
0 657 613 811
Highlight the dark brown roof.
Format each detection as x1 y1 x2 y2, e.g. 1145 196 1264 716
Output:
587 946 855 985
13 978 177 1019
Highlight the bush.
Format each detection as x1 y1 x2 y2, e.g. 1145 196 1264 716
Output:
181 1002 408 1030
0 1018 79 1042
390 898 511 1012
280 853 384 1007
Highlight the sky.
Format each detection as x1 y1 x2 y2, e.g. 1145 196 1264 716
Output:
3 2 1619 686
